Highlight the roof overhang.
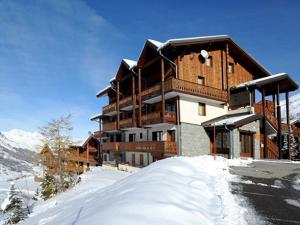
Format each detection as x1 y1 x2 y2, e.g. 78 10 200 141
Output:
231 73 299 96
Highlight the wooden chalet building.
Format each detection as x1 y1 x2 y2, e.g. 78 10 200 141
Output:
39 133 101 175
91 35 299 167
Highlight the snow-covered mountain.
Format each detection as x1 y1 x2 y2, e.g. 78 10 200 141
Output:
282 92 300 121
2 129 42 153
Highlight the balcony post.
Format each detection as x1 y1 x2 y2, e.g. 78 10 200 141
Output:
161 58 165 123
132 75 136 127
138 67 142 127
262 88 268 159
225 42 229 103
117 81 120 130
286 91 290 159
276 83 282 159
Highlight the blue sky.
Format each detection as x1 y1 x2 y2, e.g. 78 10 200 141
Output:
0 0 299 140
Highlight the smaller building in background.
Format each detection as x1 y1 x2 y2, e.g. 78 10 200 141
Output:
39 132 101 175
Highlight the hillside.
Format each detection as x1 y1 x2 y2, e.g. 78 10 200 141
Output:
19 156 261 225
282 91 300 121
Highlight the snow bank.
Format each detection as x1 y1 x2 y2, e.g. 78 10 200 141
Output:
293 179 300 191
20 156 255 225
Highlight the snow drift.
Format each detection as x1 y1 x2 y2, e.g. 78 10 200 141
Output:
20 156 257 225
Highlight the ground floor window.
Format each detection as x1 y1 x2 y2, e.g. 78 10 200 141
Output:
139 154 144 166
132 153 135 166
152 131 163 141
216 131 229 154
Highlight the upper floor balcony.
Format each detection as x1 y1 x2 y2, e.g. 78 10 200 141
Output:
101 141 177 156
102 78 228 115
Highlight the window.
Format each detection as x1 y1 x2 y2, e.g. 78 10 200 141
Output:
198 103 206 116
166 103 175 112
206 56 213 67
140 133 143 139
152 131 163 141
228 63 234 73
129 133 136 142
197 76 205 85
216 131 229 154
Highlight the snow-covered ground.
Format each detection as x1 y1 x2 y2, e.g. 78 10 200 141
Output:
20 156 259 225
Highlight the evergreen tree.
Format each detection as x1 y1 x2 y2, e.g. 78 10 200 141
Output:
40 171 57 200
290 133 299 160
32 188 40 201
3 183 27 224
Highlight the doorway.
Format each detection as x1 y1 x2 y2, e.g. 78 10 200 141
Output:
240 132 254 157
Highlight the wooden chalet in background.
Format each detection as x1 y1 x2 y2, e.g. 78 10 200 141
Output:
91 35 299 167
39 132 101 175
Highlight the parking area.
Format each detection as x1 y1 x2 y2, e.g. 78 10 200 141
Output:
230 161 300 225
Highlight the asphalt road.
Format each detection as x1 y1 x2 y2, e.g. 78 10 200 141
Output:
230 161 300 225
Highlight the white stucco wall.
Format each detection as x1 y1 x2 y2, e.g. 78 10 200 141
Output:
179 96 228 125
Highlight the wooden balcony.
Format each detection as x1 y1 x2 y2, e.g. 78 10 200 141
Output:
101 141 177 156
165 78 228 102
119 96 133 109
267 138 279 159
141 84 161 101
120 118 134 129
103 103 116 115
141 111 176 125
103 121 117 131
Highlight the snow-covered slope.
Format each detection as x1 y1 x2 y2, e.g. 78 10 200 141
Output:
2 129 42 152
20 156 261 225
282 91 300 120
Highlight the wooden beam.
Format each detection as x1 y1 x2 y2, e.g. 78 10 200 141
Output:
132 76 136 127
221 49 224 90
225 43 230 103
138 68 142 127
276 83 282 159
286 91 290 159
272 94 276 117
161 58 165 123
117 81 120 130
262 88 268 159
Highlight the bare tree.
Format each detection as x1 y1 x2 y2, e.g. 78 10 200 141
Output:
39 114 74 191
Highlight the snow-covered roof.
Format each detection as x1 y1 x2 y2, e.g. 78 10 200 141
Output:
90 113 102 121
232 73 298 92
158 35 230 50
96 85 110 97
122 58 137 70
202 113 261 128
148 39 164 48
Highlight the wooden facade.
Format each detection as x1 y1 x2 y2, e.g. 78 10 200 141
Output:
94 35 298 166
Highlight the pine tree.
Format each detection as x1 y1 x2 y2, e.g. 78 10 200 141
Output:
32 188 40 201
290 133 299 160
3 183 27 224
40 171 57 200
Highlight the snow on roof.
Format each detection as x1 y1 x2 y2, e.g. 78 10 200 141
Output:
234 73 289 89
123 59 137 69
90 113 102 121
148 39 164 48
203 113 259 127
158 35 230 50
213 114 255 126
96 85 110 97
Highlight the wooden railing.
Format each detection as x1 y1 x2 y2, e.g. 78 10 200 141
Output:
103 121 117 131
165 78 228 102
267 138 279 159
141 111 176 125
281 123 288 131
165 111 176 124
103 103 116 114
101 141 177 155
141 84 161 101
120 118 133 129
119 96 133 109
254 103 278 129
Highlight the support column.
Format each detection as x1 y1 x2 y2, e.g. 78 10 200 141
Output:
116 81 120 130
161 58 165 123
138 68 142 127
225 43 230 103
276 83 282 159
262 88 268 159
132 76 136 127
286 91 290 159
272 94 276 117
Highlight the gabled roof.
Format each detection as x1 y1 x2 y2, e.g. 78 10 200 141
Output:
96 85 111 97
137 39 162 67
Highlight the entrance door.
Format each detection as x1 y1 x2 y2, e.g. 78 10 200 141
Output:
167 130 175 142
240 133 254 157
